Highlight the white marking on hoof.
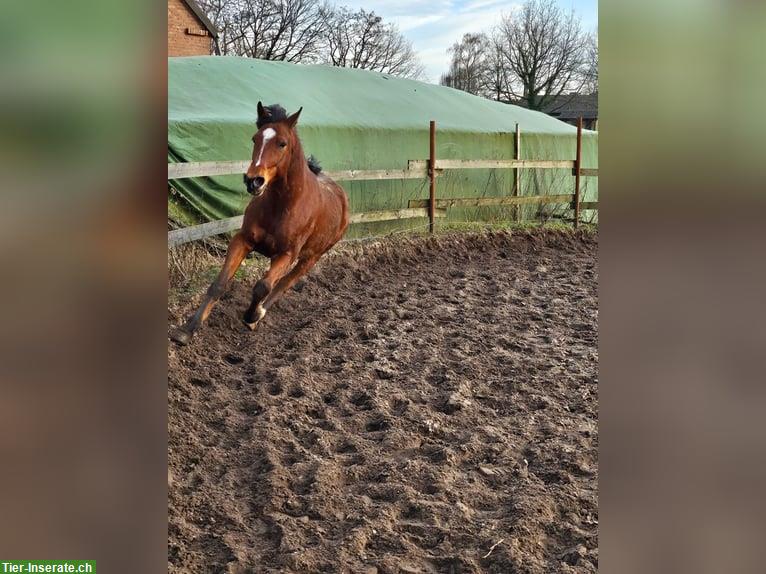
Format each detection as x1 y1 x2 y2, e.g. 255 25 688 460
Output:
244 305 266 331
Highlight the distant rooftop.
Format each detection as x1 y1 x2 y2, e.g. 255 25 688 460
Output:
514 93 598 121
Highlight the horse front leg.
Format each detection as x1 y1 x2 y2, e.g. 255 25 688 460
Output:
243 251 295 330
171 232 252 345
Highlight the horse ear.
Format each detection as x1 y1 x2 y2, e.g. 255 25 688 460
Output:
257 101 268 120
286 107 302 129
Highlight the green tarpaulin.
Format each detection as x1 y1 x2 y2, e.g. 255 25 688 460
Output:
168 56 597 230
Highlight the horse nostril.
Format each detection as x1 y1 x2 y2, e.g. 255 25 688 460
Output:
243 174 265 194
244 174 257 193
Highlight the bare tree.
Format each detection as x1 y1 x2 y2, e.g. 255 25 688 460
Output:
476 40 505 102
583 30 598 95
493 0 589 109
439 33 490 95
325 8 423 78
197 1 423 78
198 0 332 62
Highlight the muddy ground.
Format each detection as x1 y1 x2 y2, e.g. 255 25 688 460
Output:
168 230 598 573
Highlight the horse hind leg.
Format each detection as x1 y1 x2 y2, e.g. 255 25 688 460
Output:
265 254 319 310
245 254 319 330
170 233 251 345
242 252 296 330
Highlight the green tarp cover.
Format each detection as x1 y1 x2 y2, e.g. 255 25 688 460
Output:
168 56 597 228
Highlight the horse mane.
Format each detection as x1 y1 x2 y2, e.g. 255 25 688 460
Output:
257 103 322 175
256 104 288 128
306 155 322 175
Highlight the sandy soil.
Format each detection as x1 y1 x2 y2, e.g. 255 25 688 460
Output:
168 229 598 573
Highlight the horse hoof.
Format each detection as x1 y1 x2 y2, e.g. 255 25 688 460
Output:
170 328 192 346
243 305 265 331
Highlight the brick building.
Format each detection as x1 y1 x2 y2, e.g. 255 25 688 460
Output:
168 0 218 57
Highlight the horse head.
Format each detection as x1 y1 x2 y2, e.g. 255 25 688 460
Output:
244 102 302 196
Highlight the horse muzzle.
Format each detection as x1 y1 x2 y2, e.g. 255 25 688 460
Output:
244 174 266 196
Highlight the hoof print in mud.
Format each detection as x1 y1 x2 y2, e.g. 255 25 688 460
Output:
169 231 598 573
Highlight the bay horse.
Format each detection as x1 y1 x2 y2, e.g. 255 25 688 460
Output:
171 102 349 345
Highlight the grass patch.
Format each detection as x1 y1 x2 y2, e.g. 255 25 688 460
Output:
168 241 271 303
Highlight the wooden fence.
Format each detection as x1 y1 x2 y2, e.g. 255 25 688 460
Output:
168 118 597 247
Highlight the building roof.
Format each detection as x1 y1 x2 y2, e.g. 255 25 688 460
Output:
516 93 598 121
182 0 219 39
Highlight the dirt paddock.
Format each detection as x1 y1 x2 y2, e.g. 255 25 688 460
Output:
168 229 598 573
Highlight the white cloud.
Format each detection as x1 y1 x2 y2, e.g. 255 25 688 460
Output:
339 0 453 18
459 0 509 13
405 4 520 82
396 14 447 32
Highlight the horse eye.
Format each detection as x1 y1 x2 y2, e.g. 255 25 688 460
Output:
278 141 288 148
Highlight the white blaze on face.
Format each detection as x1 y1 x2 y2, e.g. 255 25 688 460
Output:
255 128 277 167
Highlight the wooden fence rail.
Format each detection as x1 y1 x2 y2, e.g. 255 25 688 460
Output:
168 208 447 248
408 159 576 171
168 117 597 246
169 162 428 181
409 194 575 209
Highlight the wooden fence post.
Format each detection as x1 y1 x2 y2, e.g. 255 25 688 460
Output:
513 123 521 222
429 120 436 233
573 116 583 229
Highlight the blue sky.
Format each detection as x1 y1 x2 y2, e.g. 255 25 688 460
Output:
340 0 598 83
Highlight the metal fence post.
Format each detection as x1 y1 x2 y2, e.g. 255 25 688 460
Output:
513 123 521 222
574 116 583 229
429 120 436 233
